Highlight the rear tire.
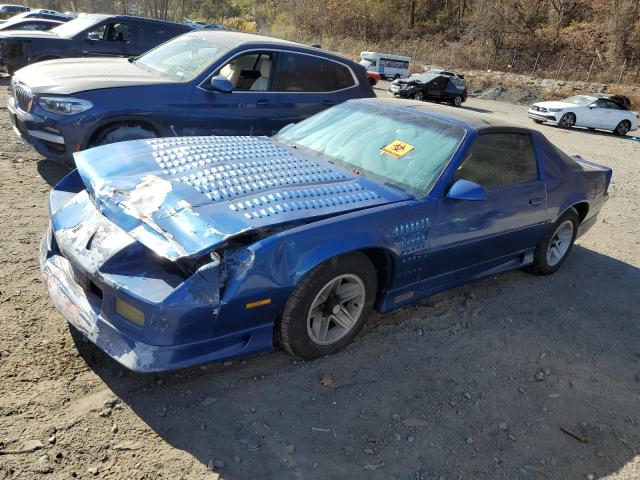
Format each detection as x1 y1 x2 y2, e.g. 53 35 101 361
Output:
277 253 377 359
393 74 400 80
451 95 463 107
559 113 576 129
413 91 424 101
530 208 579 275
613 120 631 136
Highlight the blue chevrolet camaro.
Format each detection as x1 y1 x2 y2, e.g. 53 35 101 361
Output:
41 99 612 372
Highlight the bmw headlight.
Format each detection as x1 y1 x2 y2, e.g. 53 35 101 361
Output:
548 108 563 112
38 96 93 115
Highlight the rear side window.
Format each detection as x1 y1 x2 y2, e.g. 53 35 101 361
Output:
454 133 538 189
552 145 582 170
272 53 355 92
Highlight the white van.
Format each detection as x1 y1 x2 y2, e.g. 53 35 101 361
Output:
360 51 411 80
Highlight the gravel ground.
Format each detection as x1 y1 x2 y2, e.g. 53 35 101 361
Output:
1 81 639 480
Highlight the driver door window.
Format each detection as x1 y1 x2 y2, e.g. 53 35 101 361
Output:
88 22 131 42
453 133 538 189
218 53 274 91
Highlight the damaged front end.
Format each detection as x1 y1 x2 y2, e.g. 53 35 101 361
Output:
41 135 406 371
40 170 273 372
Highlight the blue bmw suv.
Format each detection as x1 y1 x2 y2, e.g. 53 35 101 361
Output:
8 30 374 164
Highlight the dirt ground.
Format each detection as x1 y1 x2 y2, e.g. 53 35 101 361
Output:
1 82 640 480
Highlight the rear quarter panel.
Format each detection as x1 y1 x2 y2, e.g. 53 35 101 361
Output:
532 131 610 223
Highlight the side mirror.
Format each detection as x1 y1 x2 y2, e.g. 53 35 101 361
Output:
447 179 486 201
588 104 597 109
210 75 232 94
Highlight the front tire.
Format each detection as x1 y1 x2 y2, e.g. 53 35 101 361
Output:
559 113 576 129
613 120 631 136
413 91 424 101
530 208 579 275
277 253 377 359
91 123 157 147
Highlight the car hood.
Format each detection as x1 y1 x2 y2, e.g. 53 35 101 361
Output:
0 29 60 39
72 136 411 261
15 57 174 95
532 100 584 110
392 78 422 87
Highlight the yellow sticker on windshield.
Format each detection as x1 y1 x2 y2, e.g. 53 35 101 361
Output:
382 140 415 158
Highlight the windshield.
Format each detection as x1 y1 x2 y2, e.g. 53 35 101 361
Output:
275 101 465 196
134 34 227 81
408 73 436 83
51 15 100 37
563 95 596 106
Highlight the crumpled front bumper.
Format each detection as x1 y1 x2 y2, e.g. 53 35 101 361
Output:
40 171 276 372
40 226 274 372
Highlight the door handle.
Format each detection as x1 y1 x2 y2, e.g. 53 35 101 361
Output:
256 99 271 108
529 198 543 206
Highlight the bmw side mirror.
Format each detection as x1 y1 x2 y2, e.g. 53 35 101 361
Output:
210 75 233 94
588 104 597 109
447 179 486 201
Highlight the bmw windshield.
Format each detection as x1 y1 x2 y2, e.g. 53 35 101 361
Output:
275 101 465 196
133 34 228 81
50 15 103 37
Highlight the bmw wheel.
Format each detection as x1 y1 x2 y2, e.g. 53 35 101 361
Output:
413 91 425 101
277 253 377 359
613 120 631 136
559 113 576 129
530 208 578 275
92 124 157 147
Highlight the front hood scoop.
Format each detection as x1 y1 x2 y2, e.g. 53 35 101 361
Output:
74 136 410 261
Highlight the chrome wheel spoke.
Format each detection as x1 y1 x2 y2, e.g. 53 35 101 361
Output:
316 316 330 342
337 283 361 303
331 308 354 330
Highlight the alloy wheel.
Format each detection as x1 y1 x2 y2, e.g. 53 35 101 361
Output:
306 274 366 346
560 113 575 128
546 220 574 267
615 121 630 136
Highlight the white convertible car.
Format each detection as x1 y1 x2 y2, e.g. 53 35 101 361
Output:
528 94 639 136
